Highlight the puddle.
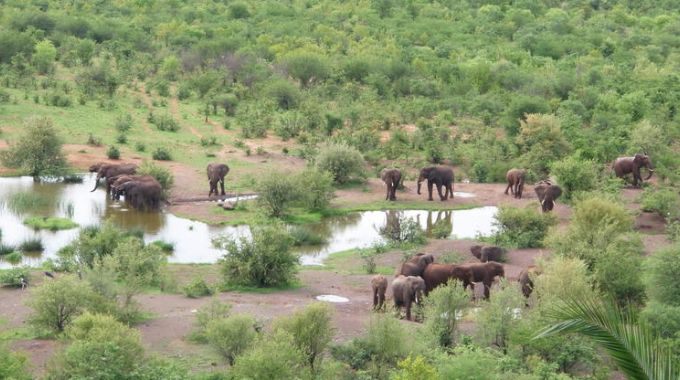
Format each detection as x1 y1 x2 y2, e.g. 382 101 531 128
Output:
0 176 497 268
453 192 475 198
316 295 350 303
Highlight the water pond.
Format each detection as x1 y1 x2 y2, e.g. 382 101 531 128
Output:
0 175 497 268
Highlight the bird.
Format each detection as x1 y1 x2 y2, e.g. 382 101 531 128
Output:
20 277 28 290
44 271 54 279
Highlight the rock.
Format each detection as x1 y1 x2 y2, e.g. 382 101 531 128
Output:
220 202 236 210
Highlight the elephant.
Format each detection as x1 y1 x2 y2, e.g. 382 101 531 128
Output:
115 178 162 211
89 163 138 193
110 175 157 201
422 263 473 294
613 154 654 187
398 253 434 277
371 275 388 311
207 163 230 197
458 262 505 300
470 245 506 263
518 265 541 300
391 275 426 321
417 166 454 201
534 182 562 212
504 169 526 199
380 168 402 201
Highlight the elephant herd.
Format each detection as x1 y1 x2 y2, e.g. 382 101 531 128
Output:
88 162 230 211
371 244 528 321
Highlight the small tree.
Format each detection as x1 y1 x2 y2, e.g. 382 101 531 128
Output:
475 279 525 353
33 39 57 74
295 168 335 211
217 224 298 287
192 298 232 342
315 143 366 184
206 315 258 365
274 302 334 371
256 173 300 217
550 155 599 199
1 117 68 178
516 114 571 175
365 314 408 377
424 282 470 348
229 330 306 380
492 205 556 248
27 275 107 333
283 53 330 87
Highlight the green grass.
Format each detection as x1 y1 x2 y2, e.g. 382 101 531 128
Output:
219 280 303 294
23 216 78 231
4 192 53 214
18 238 44 252
2 252 23 265
304 248 394 276
0 243 15 256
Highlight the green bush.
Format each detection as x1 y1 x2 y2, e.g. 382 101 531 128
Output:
217 224 298 288
191 298 232 343
106 145 120 159
135 142 146 152
0 117 68 178
315 143 366 184
435 346 499 380
492 205 556 248
23 216 78 231
283 52 330 87
593 234 645 306
641 187 680 220
149 113 180 132
138 160 174 194
228 2 250 18
550 155 599 199
0 267 29 287
474 279 525 351
364 314 409 376
182 278 214 298
4 251 23 265
424 282 470 348
116 134 127 144
0 243 15 256
229 330 306 380
256 172 300 217
87 133 102 146
152 147 172 161
0 344 30 380
18 238 44 252
206 315 258 365
645 244 680 306
114 113 133 133
274 302 334 370
641 302 680 339
296 168 335 211
267 80 299 110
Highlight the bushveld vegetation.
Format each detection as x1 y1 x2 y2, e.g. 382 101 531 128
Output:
1 0 680 379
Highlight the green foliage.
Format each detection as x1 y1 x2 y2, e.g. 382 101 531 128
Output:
138 160 174 194
6 192 52 214
424 282 470 348
475 279 525 351
106 145 120 159
283 53 330 87
182 277 214 298
152 147 172 161
0 267 29 287
0 243 14 256
298 168 335 211
57 223 127 269
641 302 680 340
256 171 299 217
0 117 68 178
114 114 133 133
365 314 409 376
435 346 499 380
27 275 111 333
103 237 167 289
3 251 23 265
267 80 300 110
23 216 78 231
0 344 30 380
641 187 680 220
33 39 57 74
645 244 680 307
550 156 600 199
492 205 556 248
206 314 258 365
18 238 44 252
148 113 180 132
516 114 571 176
229 330 306 380
592 235 645 306
315 143 366 184
378 213 426 245
392 355 438 380
191 298 232 343
228 2 251 19
274 302 334 371
217 224 298 288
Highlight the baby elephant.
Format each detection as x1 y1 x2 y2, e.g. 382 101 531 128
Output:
371 275 388 311
519 265 541 299
392 275 426 321
470 245 506 263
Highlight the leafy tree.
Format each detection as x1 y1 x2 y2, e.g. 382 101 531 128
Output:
392 356 438 380
206 314 258 365
365 314 409 377
516 114 572 176
0 117 68 178
274 302 334 371
256 172 300 217
550 156 600 199
217 224 298 287
296 168 335 211
315 143 366 184
191 298 232 343
33 39 57 74
283 52 330 87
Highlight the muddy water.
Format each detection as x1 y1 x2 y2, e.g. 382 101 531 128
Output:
0 176 497 268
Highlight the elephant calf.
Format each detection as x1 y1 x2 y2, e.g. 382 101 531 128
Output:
371 275 388 311
207 163 230 197
534 182 562 213
392 275 425 321
380 168 402 201
458 262 505 300
505 169 526 199
398 253 434 277
470 245 506 263
519 265 541 300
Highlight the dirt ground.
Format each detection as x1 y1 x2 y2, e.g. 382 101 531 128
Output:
0 147 670 377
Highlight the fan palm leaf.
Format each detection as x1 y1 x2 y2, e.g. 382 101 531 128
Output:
533 296 677 380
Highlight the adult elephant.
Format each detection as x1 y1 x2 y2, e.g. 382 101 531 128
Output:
458 262 505 300
613 154 654 187
116 178 162 211
207 163 230 197
392 275 426 321
380 168 402 201
534 182 562 212
110 175 157 201
89 163 138 193
398 253 434 277
504 169 526 199
519 266 540 299
470 245 506 263
422 263 472 294
417 166 454 201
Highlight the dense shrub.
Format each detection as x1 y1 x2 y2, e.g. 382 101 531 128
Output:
191 298 232 343
267 80 299 110
645 244 680 307
593 234 645 306
230 330 306 380
641 187 680 220
0 344 30 380
516 114 571 176
0 117 68 178
0 267 29 287
274 302 334 370
217 224 298 288
641 302 680 339
297 168 335 211
149 113 180 132
182 278 214 298
256 172 299 217
106 145 120 159
550 155 600 199
138 160 174 194
315 143 365 184
152 147 172 161
492 205 556 248
424 282 470 348
206 314 258 365
475 279 525 351
283 53 330 87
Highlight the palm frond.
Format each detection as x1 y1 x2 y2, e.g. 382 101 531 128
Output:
533 296 677 380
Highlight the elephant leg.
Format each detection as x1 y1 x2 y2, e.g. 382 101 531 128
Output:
220 179 226 196
379 293 385 310
405 300 412 321
483 280 491 300
427 181 434 201
505 182 512 195
437 183 446 201
391 181 397 201
385 183 391 201
373 290 378 308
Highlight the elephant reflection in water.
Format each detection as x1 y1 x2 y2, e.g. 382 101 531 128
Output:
101 198 165 234
424 210 452 238
379 210 403 241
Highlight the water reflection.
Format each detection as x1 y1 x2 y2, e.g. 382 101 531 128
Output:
0 175 498 268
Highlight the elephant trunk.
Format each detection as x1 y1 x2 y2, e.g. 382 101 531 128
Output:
90 175 101 192
645 166 654 180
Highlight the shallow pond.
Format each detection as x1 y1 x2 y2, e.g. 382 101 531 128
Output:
0 175 497 268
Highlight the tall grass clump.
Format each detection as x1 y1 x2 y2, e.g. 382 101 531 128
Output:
19 238 44 252
6 192 52 214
